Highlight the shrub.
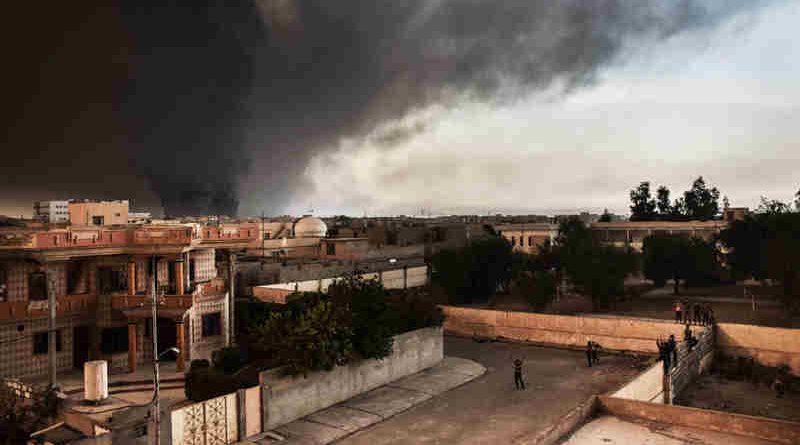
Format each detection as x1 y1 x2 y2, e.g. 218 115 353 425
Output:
329 274 394 360
251 298 354 376
387 296 444 333
212 347 243 375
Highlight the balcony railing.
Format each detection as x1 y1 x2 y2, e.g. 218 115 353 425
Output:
0 294 95 321
111 294 194 311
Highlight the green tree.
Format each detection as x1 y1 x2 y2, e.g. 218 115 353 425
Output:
683 176 720 220
656 186 672 217
720 209 800 301
328 274 394 360
599 209 613 222
629 182 657 221
642 233 690 294
431 236 515 304
557 217 635 309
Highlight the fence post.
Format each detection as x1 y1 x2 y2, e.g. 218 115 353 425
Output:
237 389 247 441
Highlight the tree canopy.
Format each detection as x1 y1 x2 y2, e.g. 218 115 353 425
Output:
431 236 517 304
642 233 722 294
629 176 721 221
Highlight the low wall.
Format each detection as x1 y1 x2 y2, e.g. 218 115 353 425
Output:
171 393 239 445
668 327 714 403
258 327 443 430
611 361 664 404
717 323 800 376
253 266 428 303
599 395 800 445
529 396 598 445
441 306 685 354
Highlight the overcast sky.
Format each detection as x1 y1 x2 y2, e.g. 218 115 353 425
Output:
1 1 797 219
289 0 800 217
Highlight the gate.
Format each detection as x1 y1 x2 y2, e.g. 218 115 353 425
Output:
173 393 238 445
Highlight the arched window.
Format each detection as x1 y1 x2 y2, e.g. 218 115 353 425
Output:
510 236 516 246
529 236 534 247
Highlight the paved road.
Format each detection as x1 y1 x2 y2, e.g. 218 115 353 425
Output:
336 337 648 445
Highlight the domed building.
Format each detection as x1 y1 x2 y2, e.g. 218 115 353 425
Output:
293 216 327 238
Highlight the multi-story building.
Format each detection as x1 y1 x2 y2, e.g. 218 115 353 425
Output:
68 200 129 226
33 200 71 224
0 223 255 381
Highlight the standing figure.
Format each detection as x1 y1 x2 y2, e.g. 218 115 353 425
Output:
586 341 594 367
683 324 692 342
704 303 712 325
592 341 602 365
513 358 525 390
668 335 678 368
693 303 701 325
673 300 683 323
707 306 715 325
657 338 671 372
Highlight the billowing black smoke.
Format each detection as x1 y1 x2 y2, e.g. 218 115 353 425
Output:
120 0 767 216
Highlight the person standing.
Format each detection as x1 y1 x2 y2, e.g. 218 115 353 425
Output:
693 302 701 325
586 342 594 367
673 300 683 323
592 341 602 365
513 358 525 390
668 335 678 368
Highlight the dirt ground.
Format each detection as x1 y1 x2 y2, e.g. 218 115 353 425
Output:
676 374 800 422
336 336 650 445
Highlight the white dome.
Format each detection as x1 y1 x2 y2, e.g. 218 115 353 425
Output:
293 216 327 238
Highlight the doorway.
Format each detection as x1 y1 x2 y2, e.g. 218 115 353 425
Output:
156 318 177 361
73 326 90 369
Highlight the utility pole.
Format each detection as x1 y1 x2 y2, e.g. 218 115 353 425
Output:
261 211 265 258
47 270 57 389
150 256 161 445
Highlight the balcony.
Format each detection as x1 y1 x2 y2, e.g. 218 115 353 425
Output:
111 294 194 311
0 294 95 322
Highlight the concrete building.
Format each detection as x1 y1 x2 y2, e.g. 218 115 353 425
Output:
68 200 129 226
33 200 70 224
0 223 252 380
590 220 728 251
127 211 152 224
495 223 559 254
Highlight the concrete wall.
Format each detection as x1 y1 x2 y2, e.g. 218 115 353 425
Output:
441 306 685 354
611 361 664 404
171 392 238 445
258 327 443 430
717 323 800 376
598 395 800 445
253 266 428 304
668 327 714 403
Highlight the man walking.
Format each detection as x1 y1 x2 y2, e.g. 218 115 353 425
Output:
513 358 525 390
591 341 602 365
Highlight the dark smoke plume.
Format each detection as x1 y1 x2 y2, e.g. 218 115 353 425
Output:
119 0 767 216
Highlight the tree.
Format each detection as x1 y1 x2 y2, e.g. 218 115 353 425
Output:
720 210 800 302
642 233 690 294
756 196 792 214
795 188 800 211
431 236 515 304
557 217 635 309
629 182 657 221
683 176 720 220
328 274 394 360
656 186 672 217
599 209 613 222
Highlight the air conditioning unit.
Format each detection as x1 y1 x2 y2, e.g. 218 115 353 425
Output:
84 360 108 403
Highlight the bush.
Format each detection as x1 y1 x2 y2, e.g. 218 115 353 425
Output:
185 359 254 402
387 295 444 333
212 347 243 375
329 275 394 360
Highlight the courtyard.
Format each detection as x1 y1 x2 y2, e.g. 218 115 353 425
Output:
336 336 649 445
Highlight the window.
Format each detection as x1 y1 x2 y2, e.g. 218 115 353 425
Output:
510 236 516 246
114 213 121 217
202 313 222 337
263 232 271 240
528 236 534 247
326 242 336 256
92 216 104 225
29 272 47 301
101 327 128 354
33 331 62 355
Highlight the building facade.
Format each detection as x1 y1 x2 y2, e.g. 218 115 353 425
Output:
33 201 70 224
0 224 253 381
495 223 559 254
68 200 130 226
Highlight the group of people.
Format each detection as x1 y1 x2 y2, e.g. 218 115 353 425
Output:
673 300 715 326
511 339 604 390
